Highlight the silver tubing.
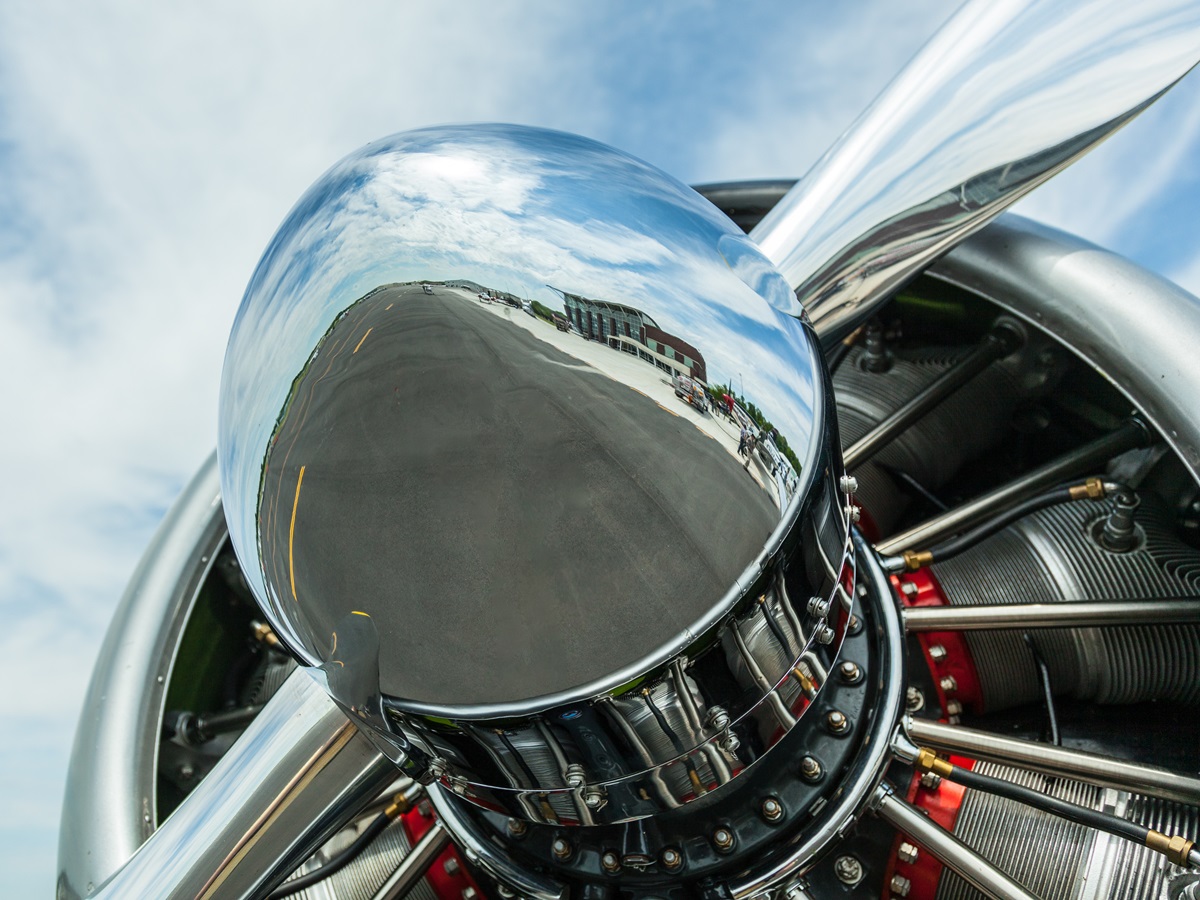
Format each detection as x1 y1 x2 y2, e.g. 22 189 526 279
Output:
876 419 1145 556
872 785 1039 900
906 717 1200 806
843 327 1016 469
902 598 1200 631
372 821 450 900
750 0 1200 342
94 668 397 900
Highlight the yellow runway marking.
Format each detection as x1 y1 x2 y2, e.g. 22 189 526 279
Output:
289 465 305 600
353 327 373 354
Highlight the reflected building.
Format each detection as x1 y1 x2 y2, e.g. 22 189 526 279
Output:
550 286 707 382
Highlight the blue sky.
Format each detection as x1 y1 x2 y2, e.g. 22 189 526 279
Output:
3 1 1200 896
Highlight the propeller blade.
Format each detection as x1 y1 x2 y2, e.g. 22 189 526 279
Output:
750 0 1200 341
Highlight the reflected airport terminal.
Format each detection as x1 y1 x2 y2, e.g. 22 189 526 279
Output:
258 280 783 705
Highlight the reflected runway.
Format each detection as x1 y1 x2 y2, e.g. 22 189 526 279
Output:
260 284 779 705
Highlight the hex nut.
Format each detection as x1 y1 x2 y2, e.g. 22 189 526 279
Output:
833 855 864 886
712 827 735 852
551 837 572 860
929 644 948 662
839 660 863 683
800 756 823 783
660 847 683 871
898 841 919 865
761 797 784 823
890 874 912 897
825 710 850 734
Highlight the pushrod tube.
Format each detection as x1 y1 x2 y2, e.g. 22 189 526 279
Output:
901 598 1200 631
843 325 1019 470
876 418 1148 555
372 821 450 900
93 669 397 900
906 717 1200 805
872 785 1039 900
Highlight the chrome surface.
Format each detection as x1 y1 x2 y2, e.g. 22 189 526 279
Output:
872 785 1039 900
727 531 905 899
902 599 1200 631
425 786 566 900
906 718 1200 806
94 668 395 900
930 213 1200 479
372 821 449 900
58 451 225 900
217 123 851 822
750 0 1200 341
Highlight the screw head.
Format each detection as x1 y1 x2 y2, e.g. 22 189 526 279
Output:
601 850 620 873
551 837 573 860
838 660 862 683
833 855 864 886
660 847 683 870
897 841 919 865
825 709 849 734
799 755 823 783
712 827 735 852
815 624 835 644
761 797 784 823
905 686 925 712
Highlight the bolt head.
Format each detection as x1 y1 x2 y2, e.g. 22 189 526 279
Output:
506 817 527 837
833 855 864 886
444 857 461 876
897 841 919 865
840 474 859 494
920 771 942 790
601 850 620 873
929 643 948 662
800 756 823 782
712 827 735 852
660 847 683 870
551 837 573 860
905 687 925 712
761 797 784 823
839 660 862 683
890 874 912 897
825 709 849 734
940 675 958 692
945 699 963 716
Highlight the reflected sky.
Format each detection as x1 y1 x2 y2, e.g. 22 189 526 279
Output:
218 125 822 688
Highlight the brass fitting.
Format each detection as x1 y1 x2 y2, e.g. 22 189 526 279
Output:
251 620 280 647
904 550 934 572
1146 830 1195 867
1068 477 1106 501
915 748 954 779
383 789 415 819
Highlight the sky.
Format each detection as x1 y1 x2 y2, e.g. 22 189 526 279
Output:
3 1 1200 896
